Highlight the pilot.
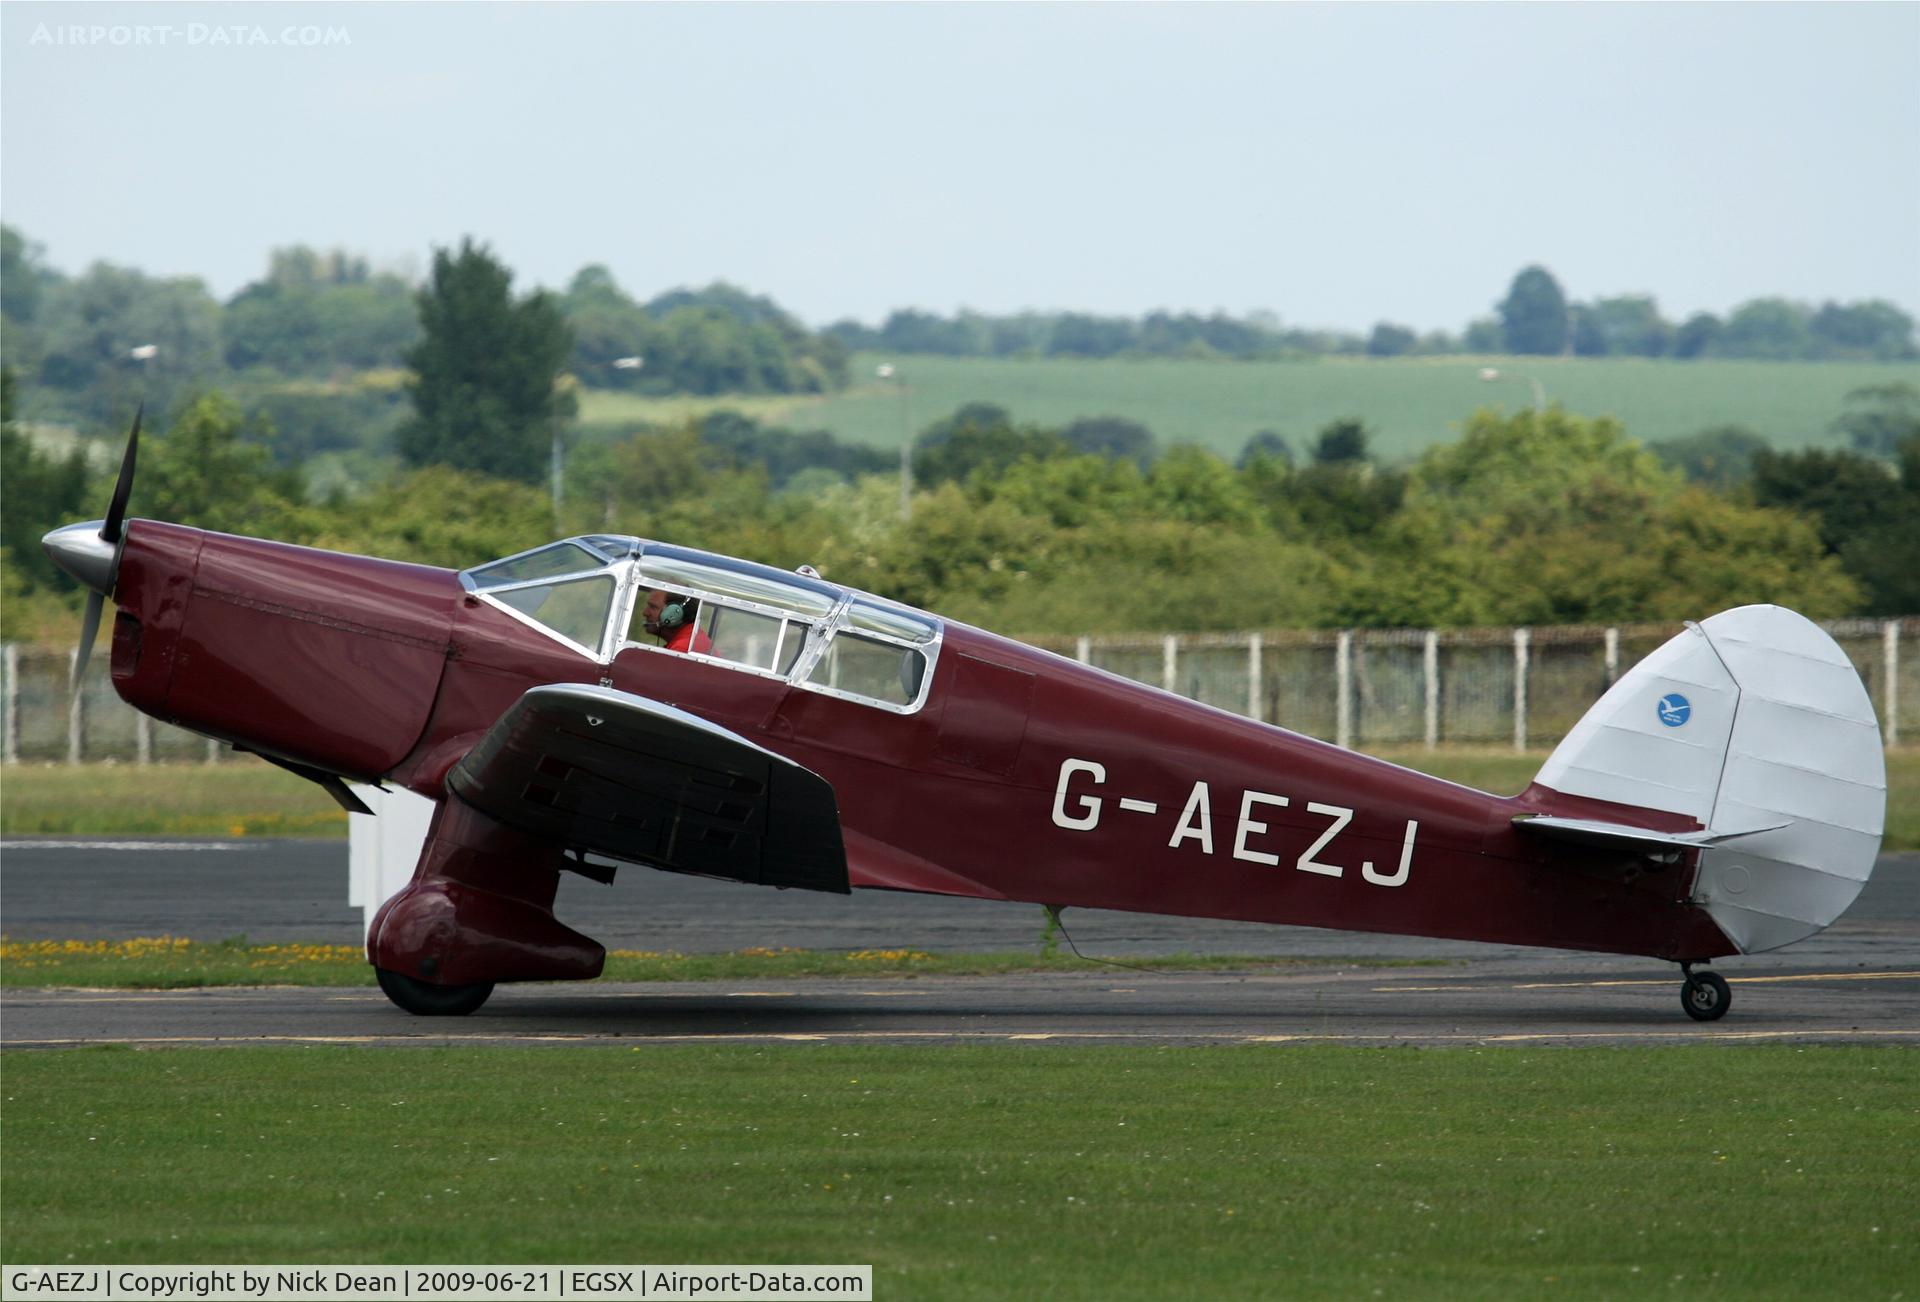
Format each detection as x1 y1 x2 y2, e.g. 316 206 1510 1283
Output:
640 589 713 654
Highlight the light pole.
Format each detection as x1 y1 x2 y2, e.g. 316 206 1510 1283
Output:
554 356 642 531
1478 366 1546 413
128 343 158 408
878 363 912 521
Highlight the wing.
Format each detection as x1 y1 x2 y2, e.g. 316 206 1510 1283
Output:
447 683 848 894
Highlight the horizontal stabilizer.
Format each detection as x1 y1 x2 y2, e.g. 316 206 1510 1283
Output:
1515 815 1789 854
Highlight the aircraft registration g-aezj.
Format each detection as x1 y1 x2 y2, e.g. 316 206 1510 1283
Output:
45 413 1888 1020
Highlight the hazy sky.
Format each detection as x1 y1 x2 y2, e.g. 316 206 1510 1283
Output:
4 2 1916 333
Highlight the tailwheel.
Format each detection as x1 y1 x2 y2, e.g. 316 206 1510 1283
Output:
1680 969 1731 1022
376 967 495 1017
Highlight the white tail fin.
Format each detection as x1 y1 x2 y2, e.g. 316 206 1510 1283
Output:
1534 605 1886 953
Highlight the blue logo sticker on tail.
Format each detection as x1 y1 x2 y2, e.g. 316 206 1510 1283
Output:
1657 693 1691 727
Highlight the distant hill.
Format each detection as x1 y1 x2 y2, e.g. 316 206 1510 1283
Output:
576 354 1920 461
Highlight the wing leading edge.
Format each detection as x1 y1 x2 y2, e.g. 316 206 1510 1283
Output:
448 683 849 894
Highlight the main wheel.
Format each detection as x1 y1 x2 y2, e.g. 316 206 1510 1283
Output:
376 967 495 1017
1681 970 1731 1022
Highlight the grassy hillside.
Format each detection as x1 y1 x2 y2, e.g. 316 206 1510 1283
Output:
578 355 1920 461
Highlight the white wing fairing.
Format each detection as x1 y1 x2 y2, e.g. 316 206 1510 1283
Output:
1529 606 1886 953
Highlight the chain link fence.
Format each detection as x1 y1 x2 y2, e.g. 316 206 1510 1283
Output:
3 617 1913 764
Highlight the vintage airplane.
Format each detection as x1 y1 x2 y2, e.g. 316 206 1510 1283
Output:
45 413 1887 1020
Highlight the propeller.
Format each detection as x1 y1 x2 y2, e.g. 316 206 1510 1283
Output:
46 406 141 691
102 403 141 546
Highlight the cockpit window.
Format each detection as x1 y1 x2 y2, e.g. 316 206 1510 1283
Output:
467 542 607 588
460 536 941 704
846 601 938 644
492 574 616 654
637 555 838 619
810 632 927 707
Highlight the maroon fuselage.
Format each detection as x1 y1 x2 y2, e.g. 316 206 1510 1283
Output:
107 522 1736 963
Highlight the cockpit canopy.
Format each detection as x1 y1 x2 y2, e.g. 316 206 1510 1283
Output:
460 536 940 713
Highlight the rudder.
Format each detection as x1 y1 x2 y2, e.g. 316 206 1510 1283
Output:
1532 606 1886 953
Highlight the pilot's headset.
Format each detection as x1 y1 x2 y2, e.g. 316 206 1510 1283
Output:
656 593 695 631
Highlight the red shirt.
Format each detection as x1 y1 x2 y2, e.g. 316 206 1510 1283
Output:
666 624 713 654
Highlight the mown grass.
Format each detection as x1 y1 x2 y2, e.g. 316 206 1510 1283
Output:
1 1045 1913 1296
0 760 347 838
4 748 1913 848
581 354 1920 461
0 938 1440 989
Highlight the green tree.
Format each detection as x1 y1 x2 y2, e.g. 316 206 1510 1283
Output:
138 392 315 540
1809 301 1917 360
313 465 555 569
1352 408 1856 626
35 262 225 425
1497 266 1569 355
1310 419 1371 465
1142 446 1257 527
1060 415 1156 467
1672 312 1721 359
978 454 1148 529
1366 322 1417 357
1 224 61 326
1237 430 1294 470
1462 317 1502 352
912 404 1067 488
1831 435 1920 614
559 265 655 388
1714 298 1813 360
1648 426 1769 490
1748 445 1900 559
223 246 418 375
398 240 576 482
1047 314 1134 358
1577 295 1671 358
0 367 90 592
1831 384 1920 458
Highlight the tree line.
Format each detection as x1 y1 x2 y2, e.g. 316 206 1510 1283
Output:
828 265 1915 363
0 225 851 443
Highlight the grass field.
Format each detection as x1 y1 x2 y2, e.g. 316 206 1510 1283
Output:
4 748 1914 848
2 1045 1913 1294
0 939 1441 989
0 761 347 838
575 355 1920 462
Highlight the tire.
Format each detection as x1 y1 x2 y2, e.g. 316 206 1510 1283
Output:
376 967 495 1016
1681 970 1731 1022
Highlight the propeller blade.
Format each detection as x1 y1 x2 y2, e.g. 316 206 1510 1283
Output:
100 404 142 544
72 591 105 692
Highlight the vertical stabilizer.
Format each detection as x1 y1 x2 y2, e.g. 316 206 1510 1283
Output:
1534 606 1885 953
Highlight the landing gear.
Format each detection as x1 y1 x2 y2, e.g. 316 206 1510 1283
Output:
1680 965 1731 1022
376 967 495 1017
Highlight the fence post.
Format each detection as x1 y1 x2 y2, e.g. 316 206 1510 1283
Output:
1247 633 1263 723
1513 627 1530 753
67 648 85 765
1075 636 1091 665
136 712 154 765
1605 626 1620 686
1162 635 1179 696
1336 631 1353 751
2 644 18 765
1423 630 1439 750
1886 621 1901 749
206 737 220 764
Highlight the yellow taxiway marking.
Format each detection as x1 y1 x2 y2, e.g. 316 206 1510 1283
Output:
7 1028 1919 1050
1377 970 1920 992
